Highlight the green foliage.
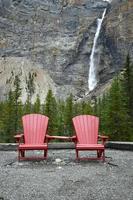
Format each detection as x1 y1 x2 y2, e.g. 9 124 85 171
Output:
23 96 32 114
96 56 133 141
64 94 74 136
43 89 58 134
1 90 15 142
1 75 23 142
121 55 133 119
56 100 66 136
0 56 133 142
81 101 93 115
105 76 130 140
33 94 41 113
13 75 22 132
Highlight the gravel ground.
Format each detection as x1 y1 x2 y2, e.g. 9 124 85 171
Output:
0 149 133 200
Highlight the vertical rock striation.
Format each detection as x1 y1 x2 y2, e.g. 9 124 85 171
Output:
0 0 132 101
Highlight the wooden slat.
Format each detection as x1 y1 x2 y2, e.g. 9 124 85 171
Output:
72 115 99 144
22 114 49 144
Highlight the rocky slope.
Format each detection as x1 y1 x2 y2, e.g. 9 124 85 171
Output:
86 0 133 100
0 0 132 102
99 0 133 84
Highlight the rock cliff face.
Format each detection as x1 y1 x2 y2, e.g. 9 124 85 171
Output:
99 0 133 84
0 0 132 102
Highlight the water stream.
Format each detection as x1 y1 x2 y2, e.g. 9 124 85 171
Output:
88 8 107 91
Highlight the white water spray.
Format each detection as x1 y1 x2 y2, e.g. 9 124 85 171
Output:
88 8 107 91
103 0 112 3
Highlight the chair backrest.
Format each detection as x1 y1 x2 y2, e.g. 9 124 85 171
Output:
72 115 99 144
22 114 49 144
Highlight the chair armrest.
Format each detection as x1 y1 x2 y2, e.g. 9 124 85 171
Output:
14 133 24 143
70 135 77 143
98 135 109 145
46 134 56 142
46 134 72 142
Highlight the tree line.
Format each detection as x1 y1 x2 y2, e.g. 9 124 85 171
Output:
0 56 133 142
95 55 133 141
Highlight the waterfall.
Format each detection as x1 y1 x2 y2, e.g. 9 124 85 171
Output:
103 0 112 3
88 8 107 91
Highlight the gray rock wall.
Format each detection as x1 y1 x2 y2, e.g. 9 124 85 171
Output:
0 0 132 101
99 0 133 85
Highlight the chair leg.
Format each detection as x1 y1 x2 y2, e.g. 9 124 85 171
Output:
21 150 25 158
76 149 79 160
97 150 100 158
44 150 47 159
102 150 105 162
18 150 21 161
97 150 105 161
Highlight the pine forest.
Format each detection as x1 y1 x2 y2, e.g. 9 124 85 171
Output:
0 56 133 142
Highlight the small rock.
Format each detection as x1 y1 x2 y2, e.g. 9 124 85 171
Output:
55 158 62 163
57 166 62 169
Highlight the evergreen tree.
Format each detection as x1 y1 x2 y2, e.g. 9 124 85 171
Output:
24 96 33 114
73 101 82 116
56 100 66 136
101 76 131 140
13 75 22 132
98 92 110 133
119 55 133 140
2 75 22 142
94 97 101 117
64 94 74 136
33 94 41 113
0 101 5 142
44 89 57 134
2 91 16 142
82 101 93 115
121 55 133 119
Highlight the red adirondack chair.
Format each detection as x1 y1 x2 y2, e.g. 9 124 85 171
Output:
14 114 49 161
72 115 109 161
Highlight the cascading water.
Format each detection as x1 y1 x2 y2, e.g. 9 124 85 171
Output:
103 0 112 3
88 8 107 91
